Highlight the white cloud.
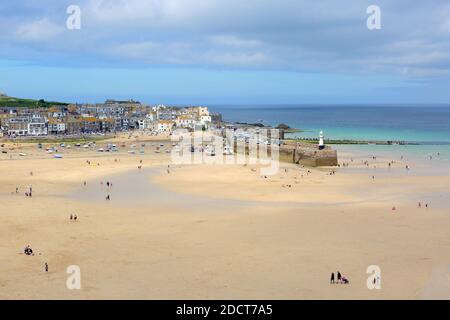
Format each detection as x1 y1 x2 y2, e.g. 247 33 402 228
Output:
203 51 267 66
15 18 64 42
209 35 263 48
2 0 450 77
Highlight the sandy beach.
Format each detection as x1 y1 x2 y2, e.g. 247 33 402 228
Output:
1 133 449 299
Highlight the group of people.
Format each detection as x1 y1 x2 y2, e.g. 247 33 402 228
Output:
24 245 48 272
70 214 78 221
25 186 32 197
418 202 429 209
330 271 349 284
24 245 34 256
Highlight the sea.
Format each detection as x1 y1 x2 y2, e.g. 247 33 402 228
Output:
209 104 450 167
209 105 450 143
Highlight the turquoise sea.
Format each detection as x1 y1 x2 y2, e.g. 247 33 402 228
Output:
209 105 450 143
210 105 450 169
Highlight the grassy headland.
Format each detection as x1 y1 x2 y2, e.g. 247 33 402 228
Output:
0 95 68 109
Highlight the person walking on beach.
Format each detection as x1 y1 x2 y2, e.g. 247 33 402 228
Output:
106 195 110 200
337 271 342 284
44 262 48 273
74 214 77 221
330 272 335 284
70 214 73 221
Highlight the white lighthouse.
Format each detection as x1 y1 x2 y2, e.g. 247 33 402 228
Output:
318 130 325 150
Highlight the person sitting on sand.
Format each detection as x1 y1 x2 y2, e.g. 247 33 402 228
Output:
24 245 33 256
342 276 349 284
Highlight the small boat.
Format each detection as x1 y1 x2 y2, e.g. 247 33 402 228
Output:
128 150 135 154
54 154 63 158
19 153 27 156
1 150 7 154
205 147 215 156
223 146 233 155
75 143 81 147
97 148 105 152
140 149 145 154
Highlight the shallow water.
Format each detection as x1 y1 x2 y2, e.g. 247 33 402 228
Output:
70 167 244 211
335 144 450 177
68 166 361 209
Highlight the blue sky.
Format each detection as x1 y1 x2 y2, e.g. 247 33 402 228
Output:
1 0 450 104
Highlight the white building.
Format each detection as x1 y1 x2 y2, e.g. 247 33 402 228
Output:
138 119 146 130
48 120 66 134
28 119 48 136
199 114 212 127
157 120 174 132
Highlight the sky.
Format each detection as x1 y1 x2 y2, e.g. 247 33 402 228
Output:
0 0 450 105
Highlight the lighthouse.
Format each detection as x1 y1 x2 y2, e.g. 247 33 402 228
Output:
318 131 325 150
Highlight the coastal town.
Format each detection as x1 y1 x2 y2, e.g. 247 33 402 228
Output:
0 95 221 137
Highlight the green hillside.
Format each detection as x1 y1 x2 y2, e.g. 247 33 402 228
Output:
0 95 69 109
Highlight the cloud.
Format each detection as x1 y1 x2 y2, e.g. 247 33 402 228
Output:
209 35 263 48
1 0 450 78
111 40 267 67
15 18 64 42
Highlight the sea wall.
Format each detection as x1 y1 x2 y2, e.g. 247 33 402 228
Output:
279 143 338 167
